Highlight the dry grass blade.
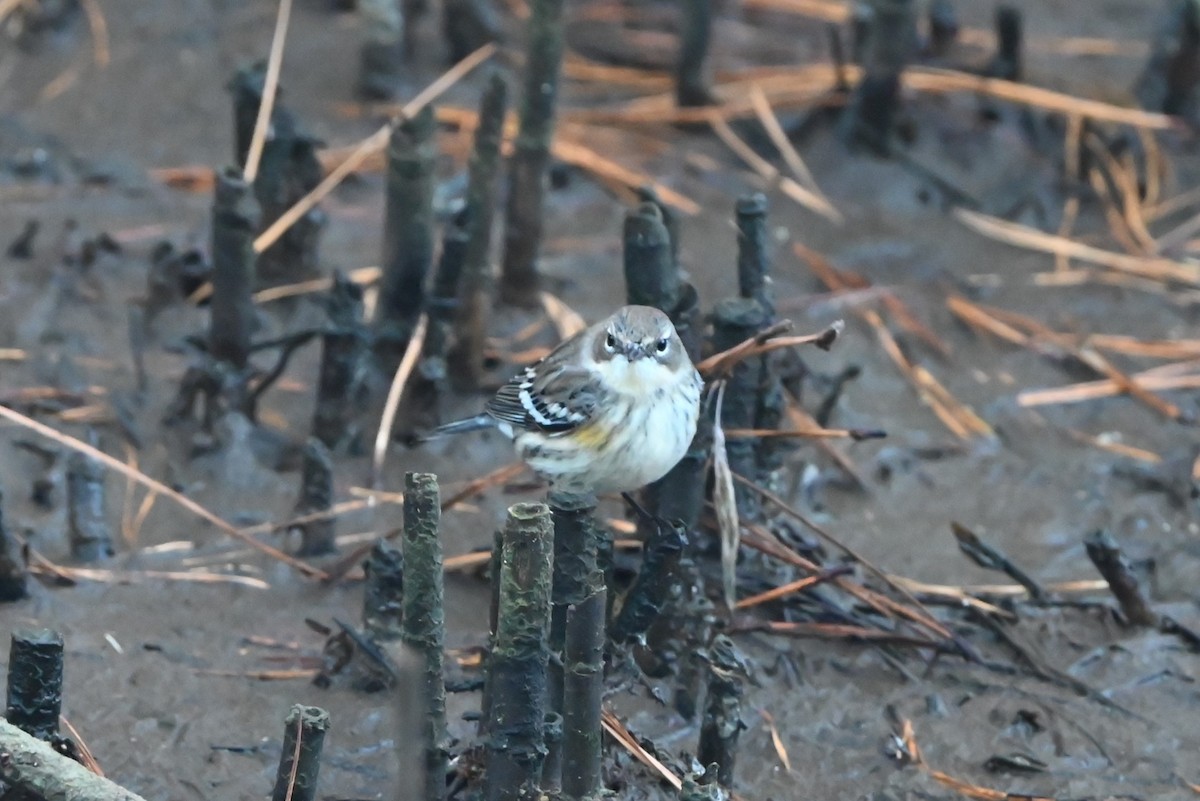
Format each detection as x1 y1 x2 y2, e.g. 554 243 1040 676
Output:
198 669 320 680
796 242 990 439
735 573 824 608
722 426 884 440
254 265 381 304
707 111 843 223
254 43 495 254
600 709 682 790
371 312 429 490
60 716 104 776
244 0 295 184
1057 425 1161 463
550 137 700 215
540 291 587 339
759 709 793 773
954 207 1200 286
79 0 110 68
0 404 325 577
0 348 26 361
748 83 834 210
892 575 1104 599
38 566 271 589
1019 369 1200 407
904 67 1175 129
1076 346 1182 421
711 383 740 610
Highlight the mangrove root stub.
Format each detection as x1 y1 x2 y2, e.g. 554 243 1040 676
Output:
210 168 260 372
359 0 405 99
450 72 509 392
735 193 772 316
364 539 405 642
676 0 715 107
391 642 428 799
6 629 64 741
547 492 601 717
611 521 686 644
1135 0 1200 118
839 0 917 154
0 486 28 602
401 472 449 801
230 63 325 288
925 0 958 58
623 202 680 313
696 635 747 788
421 213 470 393
376 106 437 367
0 718 150 801
293 438 336 557
500 0 566 307
561 571 605 801
711 298 769 518
443 0 501 64
66 430 114 562
1084 529 1160 628
271 705 331 801
312 271 368 452
485 503 554 801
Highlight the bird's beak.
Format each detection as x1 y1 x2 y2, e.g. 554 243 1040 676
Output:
624 342 646 360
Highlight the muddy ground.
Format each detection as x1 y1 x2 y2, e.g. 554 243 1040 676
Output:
2 1 1199 799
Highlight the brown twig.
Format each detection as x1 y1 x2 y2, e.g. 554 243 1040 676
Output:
697 320 842 376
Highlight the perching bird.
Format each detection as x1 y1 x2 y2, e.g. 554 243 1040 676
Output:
424 305 703 495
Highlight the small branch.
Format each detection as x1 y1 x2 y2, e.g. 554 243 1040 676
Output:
697 320 842 377
1083 530 1158 627
951 521 1046 603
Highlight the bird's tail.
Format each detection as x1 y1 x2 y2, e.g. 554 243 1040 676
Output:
415 413 495 442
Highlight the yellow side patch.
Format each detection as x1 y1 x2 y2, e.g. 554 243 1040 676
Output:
571 422 609 449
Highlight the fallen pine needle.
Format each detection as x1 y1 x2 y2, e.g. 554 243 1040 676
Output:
600 709 682 791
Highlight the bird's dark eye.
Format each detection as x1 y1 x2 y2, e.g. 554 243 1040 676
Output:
605 333 617 351
655 338 669 353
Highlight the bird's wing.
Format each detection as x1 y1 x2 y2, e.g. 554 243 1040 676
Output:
486 359 607 435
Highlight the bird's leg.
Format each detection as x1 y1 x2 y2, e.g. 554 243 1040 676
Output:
620 491 674 535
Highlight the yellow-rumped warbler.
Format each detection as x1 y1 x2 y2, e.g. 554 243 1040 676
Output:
426 305 702 495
